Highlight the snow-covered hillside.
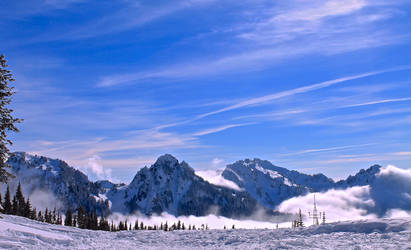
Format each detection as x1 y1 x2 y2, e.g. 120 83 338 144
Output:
0 214 410 249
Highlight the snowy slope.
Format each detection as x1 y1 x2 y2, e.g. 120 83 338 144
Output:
0 214 410 249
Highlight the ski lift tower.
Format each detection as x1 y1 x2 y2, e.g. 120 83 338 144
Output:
308 194 319 226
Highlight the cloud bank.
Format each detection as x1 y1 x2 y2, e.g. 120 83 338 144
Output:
277 165 411 224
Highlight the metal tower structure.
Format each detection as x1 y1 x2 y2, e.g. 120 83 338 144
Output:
308 194 319 225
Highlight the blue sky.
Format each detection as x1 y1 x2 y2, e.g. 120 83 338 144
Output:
2 0 411 182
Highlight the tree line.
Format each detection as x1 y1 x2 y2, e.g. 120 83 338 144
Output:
0 183 62 224
0 183 212 232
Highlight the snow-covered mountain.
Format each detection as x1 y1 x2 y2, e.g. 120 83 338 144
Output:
2 152 110 214
220 158 390 210
2 152 400 219
221 158 336 208
104 154 262 217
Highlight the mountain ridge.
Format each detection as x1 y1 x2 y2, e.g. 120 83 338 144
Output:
1 152 384 218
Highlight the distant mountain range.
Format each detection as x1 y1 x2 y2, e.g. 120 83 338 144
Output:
0 152 386 218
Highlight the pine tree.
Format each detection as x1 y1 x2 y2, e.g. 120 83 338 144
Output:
24 197 31 218
52 207 57 224
111 220 114 232
0 54 23 183
15 183 25 216
134 219 139 230
12 195 18 215
44 208 50 223
30 207 37 220
72 215 77 227
64 209 73 226
37 211 44 222
77 206 86 229
3 185 12 214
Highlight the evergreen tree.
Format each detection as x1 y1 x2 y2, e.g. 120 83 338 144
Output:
15 183 25 216
37 211 44 222
77 206 86 229
92 211 98 230
72 215 77 227
24 197 31 218
30 207 37 220
12 195 18 215
0 54 23 183
134 219 139 230
57 212 62 225
45 208 51 223
3 185 12 214
52 207 57 224
64 209 73 226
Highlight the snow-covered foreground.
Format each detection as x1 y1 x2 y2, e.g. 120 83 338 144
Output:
0 215 410 249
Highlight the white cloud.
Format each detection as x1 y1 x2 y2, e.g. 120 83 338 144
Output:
274 0 366 22
194 67 411 120
277 165 411 223
279 143 375 156
211 158 224 167
341 97 411 108
82 155 113 180
277 186 376 223
192 123 255 136
195 169 242 191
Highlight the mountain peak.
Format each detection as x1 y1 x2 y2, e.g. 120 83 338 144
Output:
154 154 179 166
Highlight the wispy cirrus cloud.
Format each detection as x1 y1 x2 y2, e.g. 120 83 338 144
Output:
278 143 376 157
193 67 411 120
97 0 408 87
192 122 255 136
27 0 217 43
341 97 411 108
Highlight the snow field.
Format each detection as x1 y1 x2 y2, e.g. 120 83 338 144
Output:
1 215 410 249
